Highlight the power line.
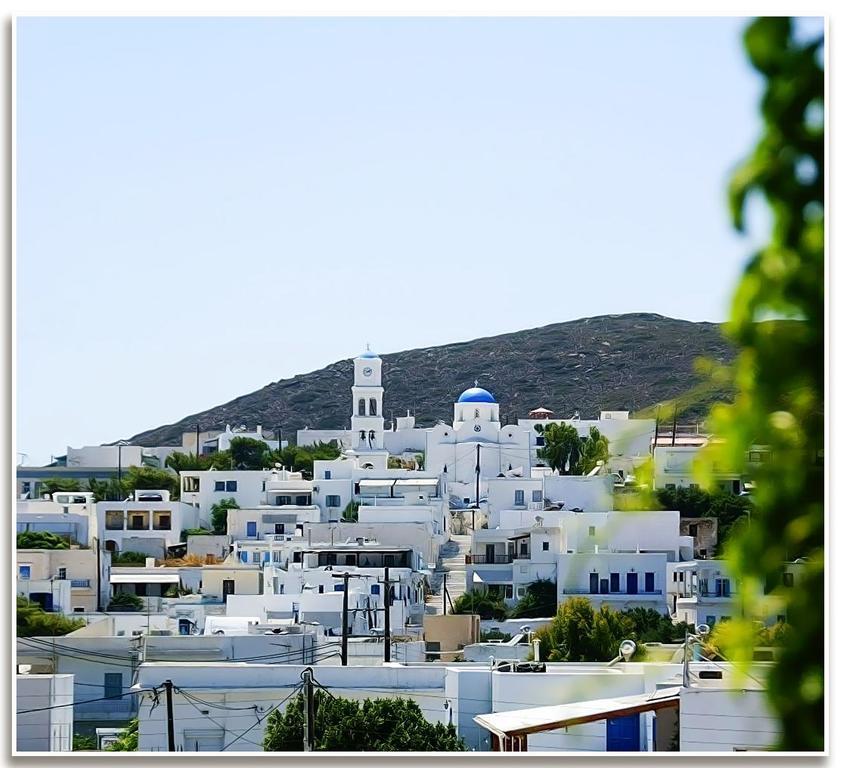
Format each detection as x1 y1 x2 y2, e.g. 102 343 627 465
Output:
16 687 154 715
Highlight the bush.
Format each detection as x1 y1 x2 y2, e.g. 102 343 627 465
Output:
451 589 508 621
17 531 71 550
211 498 239 534
510 579 557 619
106 719 138 751
107 592 145 612
111 551 149 566
180 527 214 542
263 691 465 751
17 597 85 637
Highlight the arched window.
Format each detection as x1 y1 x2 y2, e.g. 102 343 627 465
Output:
359 430 366 441
369 398 377 416
368 430 376 442
358 399 366 416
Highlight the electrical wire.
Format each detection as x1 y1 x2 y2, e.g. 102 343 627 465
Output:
16 687 155 715
221 684 304 751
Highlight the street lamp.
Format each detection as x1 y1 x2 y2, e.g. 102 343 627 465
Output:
115 440 130 500
682 623 711 687
606 639 637 667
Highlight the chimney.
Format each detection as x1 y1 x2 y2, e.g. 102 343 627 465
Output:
256 424 262 436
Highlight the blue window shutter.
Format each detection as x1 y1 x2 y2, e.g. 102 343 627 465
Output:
240 551 248 563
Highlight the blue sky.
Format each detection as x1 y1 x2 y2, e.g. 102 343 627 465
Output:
15 16 822 465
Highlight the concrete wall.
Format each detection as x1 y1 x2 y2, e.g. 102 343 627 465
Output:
16 674 74 752
679 688 781 751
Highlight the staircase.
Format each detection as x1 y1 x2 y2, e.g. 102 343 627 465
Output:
426 534 471 615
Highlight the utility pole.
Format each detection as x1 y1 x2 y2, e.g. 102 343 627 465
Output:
474 443 481 530
302 668 315 751
382 566 391 663
331 572 351 665
163 679 176 751
443 570 448 616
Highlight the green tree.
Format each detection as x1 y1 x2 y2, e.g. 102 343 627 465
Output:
123 466 180 500
38 477 82 496
17 597 84 637
510 579 557 619
451 588 508 621
72 733 97 751
696 17 823 750
535 598 634 662
537 423 582 475
656 486 753 552
268 441 341 479
87 477 127 502
107 592 145 612
229 436 272 470
106 719 139 751
263 691 465 751
211 497 240 534
577 426 610 475
16 531 71 550
164 451 205 473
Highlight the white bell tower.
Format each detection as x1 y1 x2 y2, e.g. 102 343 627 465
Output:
351 345 384 451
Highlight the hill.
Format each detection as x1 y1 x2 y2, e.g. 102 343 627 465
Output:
128 313 736 446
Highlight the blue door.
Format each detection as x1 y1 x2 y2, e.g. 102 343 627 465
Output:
626 572 638 595
607 714 640 751
246 521 257 538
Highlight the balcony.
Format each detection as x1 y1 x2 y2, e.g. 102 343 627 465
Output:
466 554 513 565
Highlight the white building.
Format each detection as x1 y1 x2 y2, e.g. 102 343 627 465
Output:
97 490 204 557
15 673 74 752
465 509 691 614
426 385 532 503
519 410 656 478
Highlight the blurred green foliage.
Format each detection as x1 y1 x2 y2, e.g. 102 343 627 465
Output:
698 17 823 751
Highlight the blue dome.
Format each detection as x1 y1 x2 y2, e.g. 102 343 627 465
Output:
457 386 496 404
358 349 379 359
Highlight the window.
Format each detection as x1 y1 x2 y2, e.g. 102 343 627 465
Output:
153 512 171 531
504 585 513 599
645 572 655 593
689 524 698 537
246 522 257 538
532 490 542 503
326 495 341 508
334 584 345 592
324 470 331 480
371 584 380 595
783 572 794 587
275 524 285 534
214 481 225 492
57 567 67 580
183 476 199 493
535 436 545 446
588 526 596 537
514 490 525 506
706 615 716 626
105 510 124 530
129 512 149 530
610 573 620 592
19 565 31 580
359 399 366 416
589 573 599 594
295 495 309 506
104 673 123 699
542 541 549 552
252 552 261 563
276 495 292 506
225 481 237 493
369 398 378 416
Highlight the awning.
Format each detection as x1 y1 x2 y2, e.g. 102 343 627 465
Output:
472 569 512 584
394 478 439 487
358 479 395 488
474 687 681 739
110 573 179 584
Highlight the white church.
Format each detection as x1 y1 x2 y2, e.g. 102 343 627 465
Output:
298 347 655 503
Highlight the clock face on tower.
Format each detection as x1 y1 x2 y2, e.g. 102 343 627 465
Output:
362 367 373 377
